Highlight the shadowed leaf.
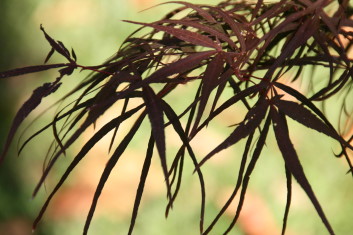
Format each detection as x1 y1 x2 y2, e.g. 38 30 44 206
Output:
0 64 68 79
40 25 72 61
0 81 62 163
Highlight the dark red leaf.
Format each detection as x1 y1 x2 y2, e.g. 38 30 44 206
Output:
274 99 339 139
18 98 94 155
271 107 334 235
128 134 154 235
208 6 247 52
224 115 272 234
0 63 67 79
209 68 233 115
142 86 172 201
281 166 292 235
193 84 264 138
0 81 62 163
40 25 72 61
193 53 224 131
32 105 144 231
44 48 55 64
147 50 216 82
83 113 146 235
273 82 353 151
124 20 221 49
71 48 77 62
203 133 254 235
160 19 237 49
266 17 319 79
161 100 206 232
158 1 217 23
197 98 268 168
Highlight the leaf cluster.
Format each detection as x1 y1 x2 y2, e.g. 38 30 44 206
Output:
1 0 353 234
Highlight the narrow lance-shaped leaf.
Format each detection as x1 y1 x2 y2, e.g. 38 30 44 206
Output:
0 63 68 79
273 82 353 151
40 25 72 61
83 113 146 235
161 100 206 233
32 104 144 231
142 86 172 202
157 1 217 23
160 19 238 49
224 114 272 234
193 53 224 131
146 50 217 82
193 84 264 137
128 134 154 235
124 20 221 50
197 98 268 168
32 101 144 198
282 165 292 235
208 6 247 52
274 99 339 139
18 98 94 155
203 132 254 235
109 98 129 152
44 48 55 64
0 81 62 163
271 107 335 235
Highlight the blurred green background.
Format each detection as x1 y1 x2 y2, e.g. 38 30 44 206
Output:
0 0 352 235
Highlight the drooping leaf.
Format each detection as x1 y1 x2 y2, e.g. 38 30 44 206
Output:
32 104 144 231
17 98 94 155
142 86 172 202
203 132 254 235
223 115 271 234
109 98 129 152
0 81 62 163
193 84 264 137
159 19 237 49
161 99 206 232
83 113 146 235
128 134 154 235
197 97 268 168
193 53 224 131
32 103 145 198
271 107 334 235
281 165 292 235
